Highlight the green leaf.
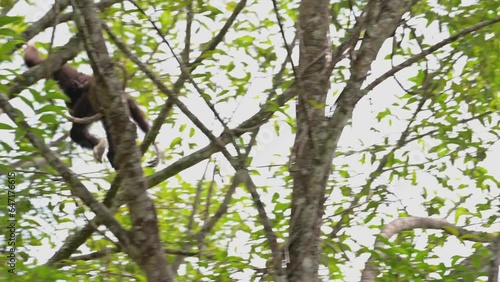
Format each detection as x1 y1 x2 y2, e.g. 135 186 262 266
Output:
0 123 14 129
0 15 21 27
169 137 182 149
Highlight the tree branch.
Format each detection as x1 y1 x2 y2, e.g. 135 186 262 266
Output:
361 217 495 282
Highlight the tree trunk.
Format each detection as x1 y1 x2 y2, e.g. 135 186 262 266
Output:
287 0 413 280
288 0 332 280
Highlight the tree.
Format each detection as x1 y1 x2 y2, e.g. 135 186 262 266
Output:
0 0 499 281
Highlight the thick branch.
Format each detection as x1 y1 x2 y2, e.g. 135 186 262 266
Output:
361 217 494 282
71 1 172 281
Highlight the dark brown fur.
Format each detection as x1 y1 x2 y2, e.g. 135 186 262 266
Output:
24 45 156 169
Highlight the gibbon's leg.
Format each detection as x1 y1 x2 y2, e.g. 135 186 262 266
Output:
125 94 150 133
98 118 115 169
69 92 107 163
125 94 160 167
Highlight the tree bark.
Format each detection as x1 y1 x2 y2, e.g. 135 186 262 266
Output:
288 0 332 280
70 1 173 281
288 0 413 280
